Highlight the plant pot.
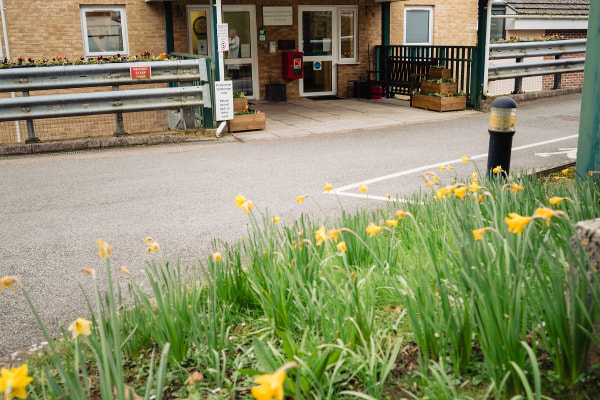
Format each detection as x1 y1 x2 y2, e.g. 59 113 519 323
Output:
233 97 248 113
421 81 458 95
412 94 466 112
228 112 266 132
428 68 452 79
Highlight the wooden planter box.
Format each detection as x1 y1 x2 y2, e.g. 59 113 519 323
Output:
428 68 452 79
228 112 266 132
421 81 458 95
233 97 248 113
412 94 467 112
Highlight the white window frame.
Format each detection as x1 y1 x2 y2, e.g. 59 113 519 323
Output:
404 6 433 45
80 5 129 58
337 6 358 64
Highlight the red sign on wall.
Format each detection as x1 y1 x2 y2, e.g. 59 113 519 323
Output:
130 66 151 80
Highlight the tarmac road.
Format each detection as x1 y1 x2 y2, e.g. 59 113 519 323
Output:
0 93 581 359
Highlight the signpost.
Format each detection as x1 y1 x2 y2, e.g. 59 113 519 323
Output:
215 80 234 121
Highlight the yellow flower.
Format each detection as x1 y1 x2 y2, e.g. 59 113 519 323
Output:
337 241 347 253
435 185 457 200
396 210 410 219
235 194 247 207
386 219 398 227
365 223 382 237
358 184 368 193
535 207 566 225
453 186 467 199
94 239 112 259
472 228 486 241
492 165 503 174
315 225 330 246
549 197 568 205
241 200 254 213
295 195 307 203
120 266 130 275
251 370 286 400
273 217 280 224
462 156 470 163
503 182 524 192
1 276 23 293
81 267 95 277
0 365 33 400
328 229 341 242
324 182 334 192
439 165 446 171
144 237 153 245
446 165 454 170
67 318 92 339
471 171 479 180
468 182 482 192
504 213 532 235
561 168 569 175
212 252 222 261
146 241 160 254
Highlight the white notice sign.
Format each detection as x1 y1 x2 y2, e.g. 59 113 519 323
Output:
217 23 229 52
215 80 234 121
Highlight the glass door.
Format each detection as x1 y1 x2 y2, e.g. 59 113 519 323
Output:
299 7 336 96
187 5 259 99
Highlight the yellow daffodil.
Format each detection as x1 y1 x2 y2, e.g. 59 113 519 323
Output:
425 181 436 188
462 156 470 163
468 182 482 192
493 165 503 174
235 194 247 207
396 210 411 219
81 267 94 277
328 229 341 242
386 219 398 227
472 228 486 241
436 185 457 200
503 182 524 192
324 182 333 192
561 168 569 175
94 239 112 259
146 241 159 254
358 184 368 193
535 207 567 226
212 252 222 261
251 370 286 400
295 195 307 203
365 223 382 237
241 200 254 213
120 266 130 275
272 217 280 224
0 365 33 400
439 165 446 171
549 197 568 205
67 318 92 339
1 276 23 293
453 186 467 200
471 171 479 180
144 237 153 245
446 165 454 170
477 192 493 203
505 213 532 235
337 241 347 253
590 171 599 176
315 225 330 246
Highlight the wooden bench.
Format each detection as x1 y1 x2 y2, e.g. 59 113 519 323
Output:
367 58 436 101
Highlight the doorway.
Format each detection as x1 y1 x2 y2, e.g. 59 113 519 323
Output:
187 5 259 99
299 7 336 96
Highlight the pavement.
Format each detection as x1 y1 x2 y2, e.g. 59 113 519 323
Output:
0 95 480 156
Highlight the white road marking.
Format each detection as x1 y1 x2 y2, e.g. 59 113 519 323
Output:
535 148 577 159
332 134 579 193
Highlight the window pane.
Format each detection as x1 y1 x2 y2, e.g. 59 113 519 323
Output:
86 11 124 53
228 63 254 96
490 6 505 41
340 10 355 59
190 11 208 55
405 10 430 44
223 12 251 59
302 11 332 56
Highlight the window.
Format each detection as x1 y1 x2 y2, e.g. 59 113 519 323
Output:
80 6 128 58
404 6 433 45
338 7 357 63
490 5 506 41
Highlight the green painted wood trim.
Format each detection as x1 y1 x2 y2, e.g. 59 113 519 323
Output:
381 2 390 46
472 0 488 110
576 0 600 179
163 1 174 54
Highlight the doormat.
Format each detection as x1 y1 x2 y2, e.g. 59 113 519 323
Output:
306 96 344 100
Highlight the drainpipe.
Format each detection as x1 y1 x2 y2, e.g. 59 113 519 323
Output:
482 0 493 95
0 0 21 143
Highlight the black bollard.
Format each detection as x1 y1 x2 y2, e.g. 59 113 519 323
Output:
487 96 517 177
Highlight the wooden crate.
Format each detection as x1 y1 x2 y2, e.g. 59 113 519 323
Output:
228 112 266 132
412 94 466 112
421 81 458 95
233 97 248 113
428 68 452 79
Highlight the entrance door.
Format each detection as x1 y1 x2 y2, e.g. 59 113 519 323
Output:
187 5 259 99
299 7 336 97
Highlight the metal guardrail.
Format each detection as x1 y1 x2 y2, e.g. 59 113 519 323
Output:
0 59 214 143
487 39 586 92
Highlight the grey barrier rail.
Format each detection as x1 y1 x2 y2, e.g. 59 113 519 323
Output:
0 59 214 143
488 39 586 93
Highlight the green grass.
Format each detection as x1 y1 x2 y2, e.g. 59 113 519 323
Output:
4 167 600 400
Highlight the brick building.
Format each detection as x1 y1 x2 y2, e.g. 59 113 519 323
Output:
0 0 478 100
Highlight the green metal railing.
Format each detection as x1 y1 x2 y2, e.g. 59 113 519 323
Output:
374 45 477 108
171 53 215 128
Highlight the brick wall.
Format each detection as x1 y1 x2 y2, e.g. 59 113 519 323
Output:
542 30 586 90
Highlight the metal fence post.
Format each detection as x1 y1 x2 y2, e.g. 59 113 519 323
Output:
553 54 563 90
22 91 40 143
512 57 523 94
112 86 128 136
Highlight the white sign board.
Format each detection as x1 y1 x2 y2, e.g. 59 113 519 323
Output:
217 23 229 52
263 6 293 26
215 80 234 121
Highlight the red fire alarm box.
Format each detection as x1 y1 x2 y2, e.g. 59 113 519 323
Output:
282 51 303 79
